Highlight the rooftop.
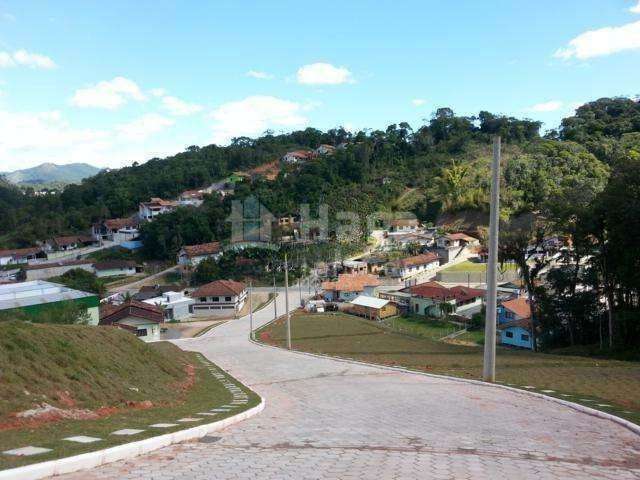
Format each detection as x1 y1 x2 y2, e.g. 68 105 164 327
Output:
192 279 246 298
349 295 390 309
181 241 222 258
0 280 96 311
322 273 382 293
501 297 531 319
388 253 439 269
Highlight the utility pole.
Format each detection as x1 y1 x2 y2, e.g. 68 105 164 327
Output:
273 271 278 320
284 252 291 350
483 135 501 382
249 280 254 341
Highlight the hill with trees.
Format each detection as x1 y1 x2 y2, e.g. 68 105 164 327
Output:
1 96 639 354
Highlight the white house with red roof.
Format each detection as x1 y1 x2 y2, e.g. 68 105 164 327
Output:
402 281 485 318
190 279 247 316
177 241 223 267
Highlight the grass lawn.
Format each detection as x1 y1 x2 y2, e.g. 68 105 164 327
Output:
256 312 640 426
0 323 260 470
381 315 462 340
441 260 518 273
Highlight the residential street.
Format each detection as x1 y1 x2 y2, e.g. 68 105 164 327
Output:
59 286 640 480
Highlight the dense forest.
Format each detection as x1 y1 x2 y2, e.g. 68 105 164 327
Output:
1 97 639 353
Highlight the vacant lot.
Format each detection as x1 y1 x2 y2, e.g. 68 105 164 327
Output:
257 312 640 425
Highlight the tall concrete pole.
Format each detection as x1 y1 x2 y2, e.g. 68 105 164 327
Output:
284 252 291 350
273 272 278 320
483 136 501 382
249 281 254 341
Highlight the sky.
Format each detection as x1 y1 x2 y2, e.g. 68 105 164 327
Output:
0 0 639 171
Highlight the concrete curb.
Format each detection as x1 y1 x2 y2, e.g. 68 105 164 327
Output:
0 398 265 480
250 317 640 438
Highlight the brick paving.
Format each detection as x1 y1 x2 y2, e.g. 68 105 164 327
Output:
57 288 640 480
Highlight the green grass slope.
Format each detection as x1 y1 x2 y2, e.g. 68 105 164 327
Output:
0 321 188 420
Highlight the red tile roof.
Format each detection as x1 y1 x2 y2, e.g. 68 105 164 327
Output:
181 242 221 258
93 260 138 271
321 273 382 293
390 218 419 227
404 281 485 302
445 233 478 242
0 247 43 258
104 217 139 230
388 253 439 269
192 279 246 298
501 297 531 319
99 300 163 325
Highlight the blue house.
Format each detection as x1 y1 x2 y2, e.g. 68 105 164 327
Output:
497 297 533 349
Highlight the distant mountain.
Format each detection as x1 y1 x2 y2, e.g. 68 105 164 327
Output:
1 163 101 187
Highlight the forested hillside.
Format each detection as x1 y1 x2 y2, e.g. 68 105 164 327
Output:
1 96 639 352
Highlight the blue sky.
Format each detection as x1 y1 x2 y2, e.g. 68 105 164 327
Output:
1 0 639 171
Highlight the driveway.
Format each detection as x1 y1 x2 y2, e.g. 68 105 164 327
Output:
59 288 640 480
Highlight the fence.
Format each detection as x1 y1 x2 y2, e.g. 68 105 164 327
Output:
436 269 520 285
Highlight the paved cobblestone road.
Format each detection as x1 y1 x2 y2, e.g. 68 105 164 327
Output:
60 288 640 480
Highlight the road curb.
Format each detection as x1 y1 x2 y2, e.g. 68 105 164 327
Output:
0 398 265 480
249 320 640 438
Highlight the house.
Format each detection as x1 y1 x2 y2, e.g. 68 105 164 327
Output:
384 232 435 251
281 150 315 164
143 291 195 321
315 144 336 155
364 256 387 274
23 259 95 281
190 280 247 317
385 253 440 282
46 235 97 252
403 281 485 318
436 232 480 249
138 197 178 221
348 295 398 321
378 288 412 312
321 273 382 302
93 260 139 278
99 300 163 341
178 189 206 207
177 241 223 267
497 297 533 349
435 232 480 263
342 260 367 275
0 247 46 266
389 218 420 233
93 217 140 243
0 280 100 324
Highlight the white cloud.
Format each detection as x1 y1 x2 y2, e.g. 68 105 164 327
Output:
296 62 354 85
160 95 203 116
209 95 308 144
1 12 16 22
71 76 146 109
150 88 167 97
0 49 56 69
631 1 640 13
115 113 174 141
0 109 183 170
411 98 426 106
528 101 564 112
554 20 640 59
246 70 274 80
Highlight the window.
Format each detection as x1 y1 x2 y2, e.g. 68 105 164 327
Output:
225 296 232 302
136 329 148 337
211 296 219 302
521 334 530 342
414 304 419 313
505 331 514 338
199 297 206 302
